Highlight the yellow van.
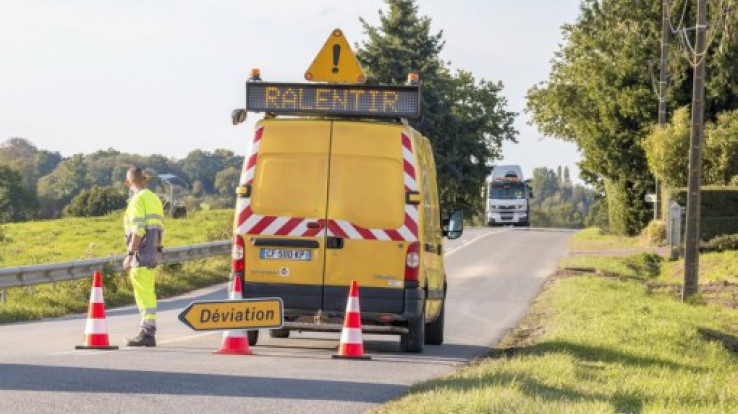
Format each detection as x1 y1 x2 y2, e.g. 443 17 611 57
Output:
230 78 463 352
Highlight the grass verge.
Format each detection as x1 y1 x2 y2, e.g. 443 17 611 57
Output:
373 258 738 413
568 227 642 252
0 259 230 324
0 210 234 323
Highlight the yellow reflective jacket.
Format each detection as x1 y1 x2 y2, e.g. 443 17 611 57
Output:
124 189 165 268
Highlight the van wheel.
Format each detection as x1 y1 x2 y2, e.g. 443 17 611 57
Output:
247 330 259 346
424 301 444 345
400 310 425 353
269 329 290 338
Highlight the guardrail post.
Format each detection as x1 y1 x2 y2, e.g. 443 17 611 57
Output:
1 289 6 305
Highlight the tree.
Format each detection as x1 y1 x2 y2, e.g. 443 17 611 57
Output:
643 106 691 187
644 106 738 187
214 167 240 197
0 165 38 222
37 154 90 202
527 0 738 235
64 186 127 217
0 137 61 193
526 1 660 235
357 0 517 214
181 150 221 194
530 166 596 229
704 108 738 185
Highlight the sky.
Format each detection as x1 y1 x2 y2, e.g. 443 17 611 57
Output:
0 0 582 181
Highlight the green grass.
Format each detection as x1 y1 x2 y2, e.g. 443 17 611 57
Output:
0 210 234 323
373 255 738 413
0 209 233 267
659 251 738 285
560 252 663 279
568 227 642 252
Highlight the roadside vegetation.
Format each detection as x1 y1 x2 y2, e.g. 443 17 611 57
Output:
0 209 233 323
374 229 738 413
0 209 232 267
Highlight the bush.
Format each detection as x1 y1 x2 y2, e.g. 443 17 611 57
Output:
665 186 738 240
641 220 666 246
700 233 738 253
64 186 127 217
624 252 664 279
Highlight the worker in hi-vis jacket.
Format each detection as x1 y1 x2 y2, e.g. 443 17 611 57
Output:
122 167 164 347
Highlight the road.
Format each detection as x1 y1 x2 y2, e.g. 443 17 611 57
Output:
0 227 573 414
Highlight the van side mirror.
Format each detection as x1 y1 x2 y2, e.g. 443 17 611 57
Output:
232 109 247 125
442 209 464 240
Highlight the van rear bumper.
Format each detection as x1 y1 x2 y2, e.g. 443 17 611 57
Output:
242 282 424 325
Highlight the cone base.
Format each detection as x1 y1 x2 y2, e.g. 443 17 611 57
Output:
213 349 253 355
213 336 253 355
75 345 119 350
332 354 372 360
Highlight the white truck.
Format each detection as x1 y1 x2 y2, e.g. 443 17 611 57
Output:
485 165 532 227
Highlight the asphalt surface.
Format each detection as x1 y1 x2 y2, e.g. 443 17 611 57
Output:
0 227 573 414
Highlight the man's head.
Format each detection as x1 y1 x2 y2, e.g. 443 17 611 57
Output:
126 167 146 189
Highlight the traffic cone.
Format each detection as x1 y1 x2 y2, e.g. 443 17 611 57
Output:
76 271 118 350
332 280 371 360
214 275 253 355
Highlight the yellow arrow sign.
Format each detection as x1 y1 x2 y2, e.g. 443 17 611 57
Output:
178 298 283 331
305 28 366 84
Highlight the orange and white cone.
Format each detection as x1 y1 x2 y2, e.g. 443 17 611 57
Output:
214 275 253 355
76 271 118 350
332 280 371 360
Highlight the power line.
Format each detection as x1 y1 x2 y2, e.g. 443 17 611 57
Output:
666 0 690 34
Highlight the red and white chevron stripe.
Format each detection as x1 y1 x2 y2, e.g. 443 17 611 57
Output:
235 127 419 242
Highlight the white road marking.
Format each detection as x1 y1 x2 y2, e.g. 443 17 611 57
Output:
444 229 507 257
52 332 220 356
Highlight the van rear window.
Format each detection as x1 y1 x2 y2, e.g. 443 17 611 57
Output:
328 155 404 230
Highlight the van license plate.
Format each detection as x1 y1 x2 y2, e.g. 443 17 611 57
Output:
259 248 312 261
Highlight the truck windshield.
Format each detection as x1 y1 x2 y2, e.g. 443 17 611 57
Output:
489 184 526 199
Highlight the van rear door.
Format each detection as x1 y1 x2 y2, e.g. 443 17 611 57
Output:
239 120 330 310
323 121 417 313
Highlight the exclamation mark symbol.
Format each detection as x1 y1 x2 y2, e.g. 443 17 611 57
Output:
332 44 341 74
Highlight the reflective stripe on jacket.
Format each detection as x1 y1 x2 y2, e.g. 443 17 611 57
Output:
124 189 165 268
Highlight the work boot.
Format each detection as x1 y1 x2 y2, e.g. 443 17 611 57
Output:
127 330 156 347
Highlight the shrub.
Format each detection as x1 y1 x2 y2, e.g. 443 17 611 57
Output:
641 220 666 246
700 233 738 253
64 186 127 217
665 186 738 240
624 252 664 279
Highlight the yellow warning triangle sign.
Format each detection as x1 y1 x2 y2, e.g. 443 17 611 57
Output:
305 29 366 84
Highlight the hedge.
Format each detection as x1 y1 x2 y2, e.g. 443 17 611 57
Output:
664 186 738 240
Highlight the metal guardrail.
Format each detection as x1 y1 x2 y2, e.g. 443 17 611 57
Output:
0 240 231 293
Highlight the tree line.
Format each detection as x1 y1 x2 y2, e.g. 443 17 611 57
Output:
530 166 598 229
0 137 244 221
527 0 738 235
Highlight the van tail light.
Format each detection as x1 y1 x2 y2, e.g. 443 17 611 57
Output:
232 234 245 273
404 242 420 281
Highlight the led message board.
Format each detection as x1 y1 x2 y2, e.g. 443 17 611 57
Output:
246 82 421 118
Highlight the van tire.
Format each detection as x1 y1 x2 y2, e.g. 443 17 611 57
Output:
424 301 444 345
401 309 425 353
247 330 259 346
269 329 290 338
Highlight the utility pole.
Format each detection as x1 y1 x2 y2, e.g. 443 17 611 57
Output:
683 0 707 300
655 0 670 220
